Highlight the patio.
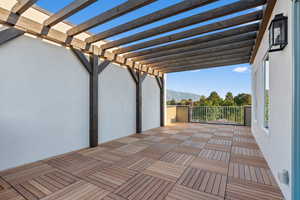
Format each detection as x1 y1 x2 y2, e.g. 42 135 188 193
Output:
0 123 284 200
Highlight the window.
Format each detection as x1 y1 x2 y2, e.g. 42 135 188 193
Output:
263 55 270 129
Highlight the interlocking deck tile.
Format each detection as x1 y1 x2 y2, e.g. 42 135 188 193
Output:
172 145 202 156
178 167 227 197
113 144 149 155
0 188 26 200
228 162 278 186
137 143 176 160
208 138 232 146
80 149 124 164
99 141 127 149
181 140 205 149
160 152 195 166
143 161 186 182
232 141 259 149
199 149 230 163
190 157 229 175
41 181 110 200
170 134 191 140
143 136 165 142
191 133 213 139
116 173 174 200
233 136 256 143
231 146 263 157
160 138 183 144
230 154 269 168
165 184 223 200
214 132 234 137
205 143 231 152
225 177 284 200
116 137 140 144
83 166 138 191
103 193 127 200
114 155 156 172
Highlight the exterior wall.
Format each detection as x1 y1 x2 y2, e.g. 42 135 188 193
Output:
99 64 136 143
0 35 89 171
142 76 160 131
0 34 160 171
251 1 292 199
176 106 190 123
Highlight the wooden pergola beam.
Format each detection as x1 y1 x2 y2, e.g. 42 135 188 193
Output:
148 47 252 69
163 58 250 73
250 0 277 63
0 27 24 45
112 10 263 55
122 23 259 59
44 0 97 27
12 0 38 15
101 0 265 51
85 0 218 44
155 53 251 70
67 0 157 37
131 32 257 62
139 40 255 65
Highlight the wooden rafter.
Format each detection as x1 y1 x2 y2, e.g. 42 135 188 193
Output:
44 0 97 27
102 0 265 51
250 0 277 63
130 32 257 62
148 47 253 69
85 0 218 43
0 27 24 45
155 53 251 70
112 10 263 56
67 0 157 37
12 0 38 15
139 40 255 65
122 23 259 59
163 58 250 73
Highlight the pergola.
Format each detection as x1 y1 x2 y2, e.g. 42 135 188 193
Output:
0 0 276 147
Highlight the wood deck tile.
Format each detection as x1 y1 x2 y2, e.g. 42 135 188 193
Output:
190 137 210 143
160 138 183 144
143 136 165 142
99 141 127 149
181 140 206 149
165 184 223 200
116 173 174 200
230 154 269 168
232 141 259 149
205 143 231 152
231 146 263 157
178 167 227 197
172 145 202 156
81 149 124 164
225 177 284 200
199 149 230 163
103 193 127 200
214 132 234 138
160 152 195 166
143 161 186 182
192 133 213 139
233 136 256 143
113 144 148 155
190 157 228 175
114 155 156 172
208 138 232 146
115 137 140 144
170 134 191 140
83 166 138 191
0 188 26 200
41 181 109 200
228 163 277 186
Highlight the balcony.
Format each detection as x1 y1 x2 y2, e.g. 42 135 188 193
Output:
0 123 283 200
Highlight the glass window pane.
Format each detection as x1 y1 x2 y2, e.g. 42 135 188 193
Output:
264 56 270 129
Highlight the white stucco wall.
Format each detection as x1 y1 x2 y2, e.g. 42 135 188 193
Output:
99 64 136 143
0 35 90 171
251 1 292 199
142 76 160 131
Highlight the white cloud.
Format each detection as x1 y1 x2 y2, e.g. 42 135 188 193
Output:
233 66 248 73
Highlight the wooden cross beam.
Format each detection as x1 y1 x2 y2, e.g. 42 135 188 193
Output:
112 10 263 56
12 0 39 15
122 23 259 60
130 32 257 62
84 0 217 43
71 48 110 147
44 0 97 27
162 58 250 73
0 27 24 46
148 47 253 69
67 0 157 37
139 40 255 65
102 0 265 52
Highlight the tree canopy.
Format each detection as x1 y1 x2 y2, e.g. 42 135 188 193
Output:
167 91 251 106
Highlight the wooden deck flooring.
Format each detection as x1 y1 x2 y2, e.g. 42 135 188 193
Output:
0 123 284 200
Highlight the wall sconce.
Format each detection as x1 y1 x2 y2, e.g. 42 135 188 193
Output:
269 14 288 52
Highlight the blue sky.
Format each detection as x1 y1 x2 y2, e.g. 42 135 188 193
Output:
36 0 254 97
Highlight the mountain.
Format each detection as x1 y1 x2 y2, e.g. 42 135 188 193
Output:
167 89 201 101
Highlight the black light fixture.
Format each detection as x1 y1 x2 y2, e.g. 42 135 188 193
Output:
269 13 288 52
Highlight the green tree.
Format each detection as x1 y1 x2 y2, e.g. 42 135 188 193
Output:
207 91 222 106
167 99 176 105
222 92 235 106
234 93 252 106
